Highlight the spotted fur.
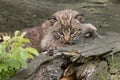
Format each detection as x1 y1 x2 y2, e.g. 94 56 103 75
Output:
41 9 85 50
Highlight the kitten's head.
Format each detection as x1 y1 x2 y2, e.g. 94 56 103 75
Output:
48 10 84 44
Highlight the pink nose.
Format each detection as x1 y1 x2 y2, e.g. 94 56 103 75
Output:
64 36 71 44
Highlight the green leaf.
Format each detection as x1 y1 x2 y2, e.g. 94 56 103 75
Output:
20 32 26 38
25 47 39 56
13 61 21 70
99 72 107 80
0 63 8 72
0 65 2 72
19 47 27 59
8 59 21 70
22 38 30 43
0 45 2 54
14 31 20 37
20 61 27 69
18 47 34 59
26 53 34 59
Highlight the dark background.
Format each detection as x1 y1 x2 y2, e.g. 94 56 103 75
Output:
0 0 120 33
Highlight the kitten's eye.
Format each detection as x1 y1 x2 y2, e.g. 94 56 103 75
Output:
70 30 75 35
59 31 64 35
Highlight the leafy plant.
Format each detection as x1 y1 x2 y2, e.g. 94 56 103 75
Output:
99 53 120 80
109 54 120 80
99 72 107 80
0 31 39 80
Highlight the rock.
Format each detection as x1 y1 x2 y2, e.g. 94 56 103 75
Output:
89 0 108 4
10 32 120 80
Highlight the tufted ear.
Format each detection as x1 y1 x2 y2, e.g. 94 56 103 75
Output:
48 16 57 26
74 13 84 23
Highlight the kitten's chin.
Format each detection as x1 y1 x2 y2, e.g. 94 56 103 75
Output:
63 41 74 45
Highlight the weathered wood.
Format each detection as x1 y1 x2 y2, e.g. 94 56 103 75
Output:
11 32 120 80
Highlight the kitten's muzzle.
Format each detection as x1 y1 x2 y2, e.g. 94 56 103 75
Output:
63 36 71 43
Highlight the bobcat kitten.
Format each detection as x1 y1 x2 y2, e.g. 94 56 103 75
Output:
41 9 98 50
